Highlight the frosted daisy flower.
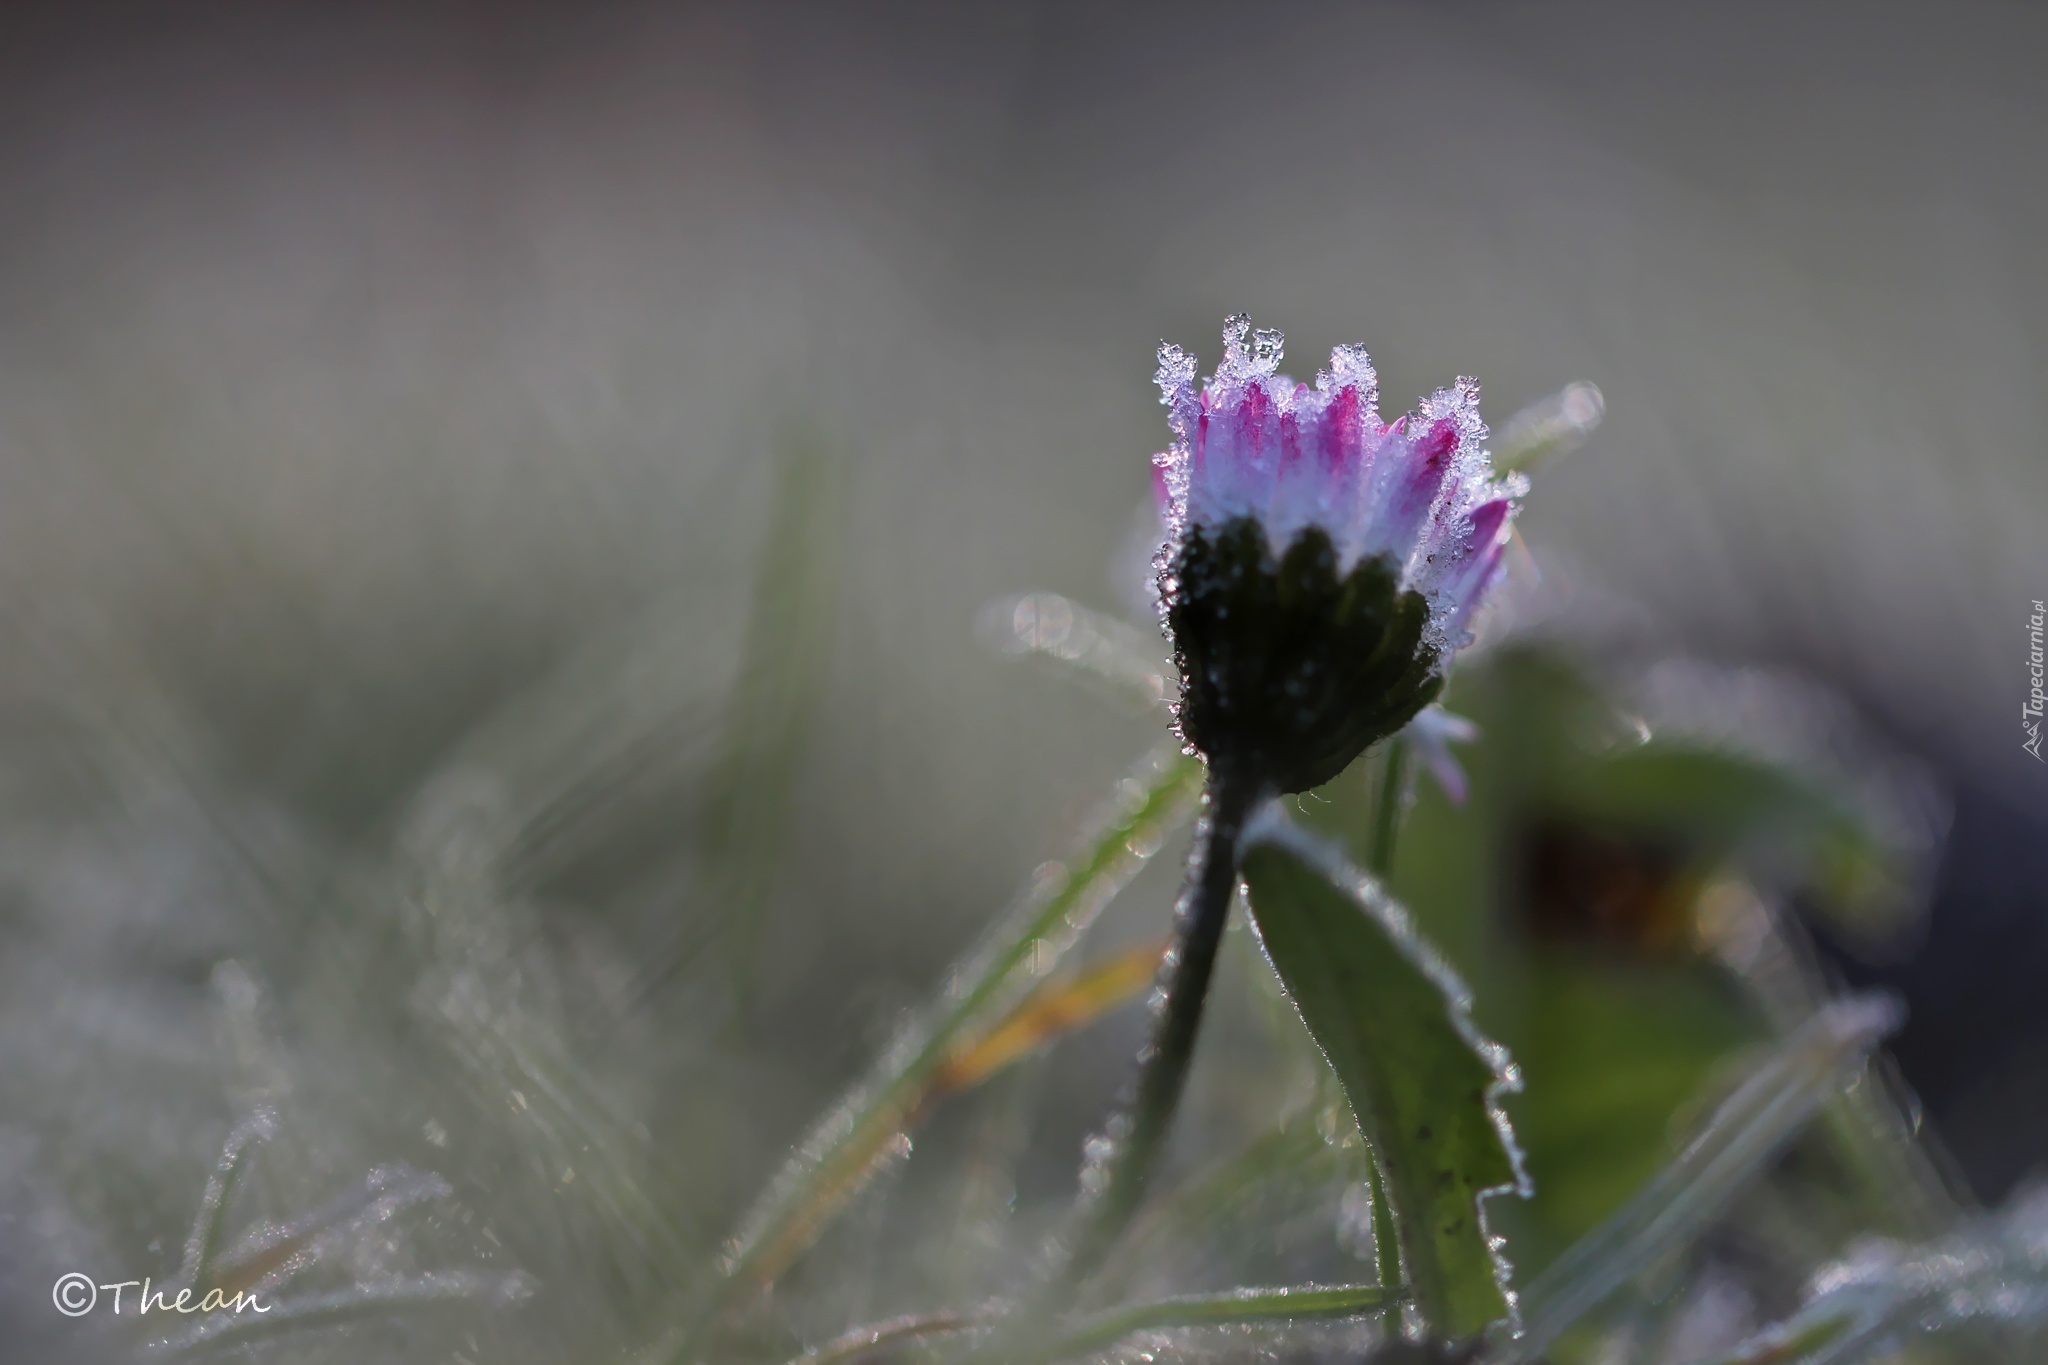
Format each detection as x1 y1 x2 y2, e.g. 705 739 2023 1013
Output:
1153 315 1526 792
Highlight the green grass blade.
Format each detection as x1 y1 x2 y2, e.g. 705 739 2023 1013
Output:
1503 994 1902 1363
176 1108 276 1293
678 743 1204 1346
148 1270 535 1354
781 1309 998 1365
1698 882 1963 1241
1684 1186 2048 1365
1030 1282 1400 1364
1490 382 1604 475
977 590 1171 713
696 424 846 1002
1096 1117 1350 1302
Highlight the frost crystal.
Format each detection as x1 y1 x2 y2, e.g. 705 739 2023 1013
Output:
1153 315 1526 652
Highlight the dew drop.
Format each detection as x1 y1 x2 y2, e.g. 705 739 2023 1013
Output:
1560 380 1604 428
1013 593 1074 651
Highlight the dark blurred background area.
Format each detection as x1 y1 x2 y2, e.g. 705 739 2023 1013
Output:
0 0 2043 1235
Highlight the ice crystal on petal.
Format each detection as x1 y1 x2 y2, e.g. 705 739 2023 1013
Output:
1154 342 1199 433
1248 325 1286 370
1318 342 1380 407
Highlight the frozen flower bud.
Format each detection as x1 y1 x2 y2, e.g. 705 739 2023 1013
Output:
1152 316 1525 793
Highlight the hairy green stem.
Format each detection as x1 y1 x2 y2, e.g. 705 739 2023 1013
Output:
1367 738 1408 877
1055 766 1263 1291
1364 738 1410 1302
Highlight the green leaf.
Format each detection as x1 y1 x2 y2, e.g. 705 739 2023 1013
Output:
1555 742 1924 949
1238 809 1530 1343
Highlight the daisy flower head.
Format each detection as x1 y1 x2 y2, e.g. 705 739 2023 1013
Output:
1151 315 1526 793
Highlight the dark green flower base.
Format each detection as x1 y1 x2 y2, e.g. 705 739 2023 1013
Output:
1165 517 1442 793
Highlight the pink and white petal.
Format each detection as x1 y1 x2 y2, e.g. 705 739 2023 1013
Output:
1404 705 1480 805
1364 416 1460 566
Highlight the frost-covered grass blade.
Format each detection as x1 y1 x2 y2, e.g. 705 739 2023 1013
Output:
1024 1281 1402 1364
1688 1185 2048 1365
929 935 1167 1099
174 1107 276 1295
653 743 1204 1358
1500 995 1902 1363
775 1283 1399 1365
694 425 846 1001
977 590 1172 713
144 1270 536 1355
